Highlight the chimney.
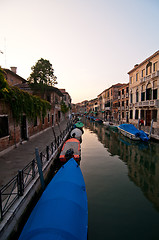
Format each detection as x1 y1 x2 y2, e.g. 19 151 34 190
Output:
10 67 17 74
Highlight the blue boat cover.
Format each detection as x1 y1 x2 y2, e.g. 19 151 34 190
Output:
19 159 88 240
118 124 149 141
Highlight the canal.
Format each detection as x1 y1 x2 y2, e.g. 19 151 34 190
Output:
80 118 159 240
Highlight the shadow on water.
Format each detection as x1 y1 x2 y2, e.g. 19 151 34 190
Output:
83 118 159 213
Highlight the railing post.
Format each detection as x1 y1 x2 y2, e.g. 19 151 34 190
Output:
32 159 35 179
0 189 3 220
40 152 43 167
18 170 24 196
46 146 49 161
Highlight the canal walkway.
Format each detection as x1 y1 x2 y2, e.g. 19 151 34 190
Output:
0 120 69 189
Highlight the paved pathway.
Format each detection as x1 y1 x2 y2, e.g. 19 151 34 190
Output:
0 120 70 188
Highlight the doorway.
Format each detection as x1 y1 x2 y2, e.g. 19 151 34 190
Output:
146 110 151 126
21 115 27 140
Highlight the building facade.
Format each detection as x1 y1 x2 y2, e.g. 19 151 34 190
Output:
118 83 129 123
128 50 159 133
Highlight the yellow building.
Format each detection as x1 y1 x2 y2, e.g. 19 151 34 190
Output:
128 50 159 132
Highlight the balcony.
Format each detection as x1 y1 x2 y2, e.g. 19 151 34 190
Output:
126 93 129 98
151 71 159 79
105 107 110 110
121 94 125 99
118 96 121 100
138 100 159 107
121 106 125 110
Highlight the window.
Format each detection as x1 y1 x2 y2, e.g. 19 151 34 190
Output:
130 76 133 84
136 90 139 102
126 100 129 106
141 92 145 101
122 89 124 94
122 101 124 106
122 112 124 118
153 62 157 72
0 116 9 138
130 93 133 103
141 69 145 77
146 88 152 100
136 73 139 82
130 110 133 119
135 110 139 119
153 89 157 100
152 110 157 122
126 87 129 93
48 113 50 123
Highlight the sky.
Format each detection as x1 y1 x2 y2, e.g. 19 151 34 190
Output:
0 0 159 103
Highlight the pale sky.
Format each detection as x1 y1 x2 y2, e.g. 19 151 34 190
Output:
0 0 159 103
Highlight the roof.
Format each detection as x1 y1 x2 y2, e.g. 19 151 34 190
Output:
127 50 159 74
3 68 27 83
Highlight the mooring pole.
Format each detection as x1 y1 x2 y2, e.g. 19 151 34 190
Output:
35 148 45 190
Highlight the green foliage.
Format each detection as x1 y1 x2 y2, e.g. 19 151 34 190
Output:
0 67 8 89
61 101 69 114
28 58 58 86
0 67 51 123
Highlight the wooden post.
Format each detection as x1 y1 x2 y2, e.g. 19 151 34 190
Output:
35 148 45 190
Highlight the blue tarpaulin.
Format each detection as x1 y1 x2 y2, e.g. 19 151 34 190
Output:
19 159 88 240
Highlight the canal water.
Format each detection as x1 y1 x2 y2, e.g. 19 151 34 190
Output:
80 119 159 240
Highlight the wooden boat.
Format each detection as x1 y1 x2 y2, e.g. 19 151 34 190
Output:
118 124 149 141
19 158 88 240
59 138 81 162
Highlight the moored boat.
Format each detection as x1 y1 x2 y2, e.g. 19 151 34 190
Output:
70 128 82 141
19 158 88 240
95 118 103 123
118 123 149 141
59 138 81 162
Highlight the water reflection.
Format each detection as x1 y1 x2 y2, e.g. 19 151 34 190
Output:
83 118 159 212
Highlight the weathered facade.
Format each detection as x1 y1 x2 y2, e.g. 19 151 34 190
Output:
0 68 66 153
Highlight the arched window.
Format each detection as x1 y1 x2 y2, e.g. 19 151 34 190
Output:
146 82 152 100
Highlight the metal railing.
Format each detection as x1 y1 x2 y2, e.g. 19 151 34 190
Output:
0 122 72 220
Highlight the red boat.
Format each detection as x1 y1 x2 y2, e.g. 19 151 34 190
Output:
59 138 81 162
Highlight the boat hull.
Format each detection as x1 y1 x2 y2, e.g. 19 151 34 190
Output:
59 138 81 162
118 124 149 141
118 127 140 140
19 159 88 240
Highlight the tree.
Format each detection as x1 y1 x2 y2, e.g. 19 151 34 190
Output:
28 58 58 86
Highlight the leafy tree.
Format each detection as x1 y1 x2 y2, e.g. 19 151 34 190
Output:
28 58 57 86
